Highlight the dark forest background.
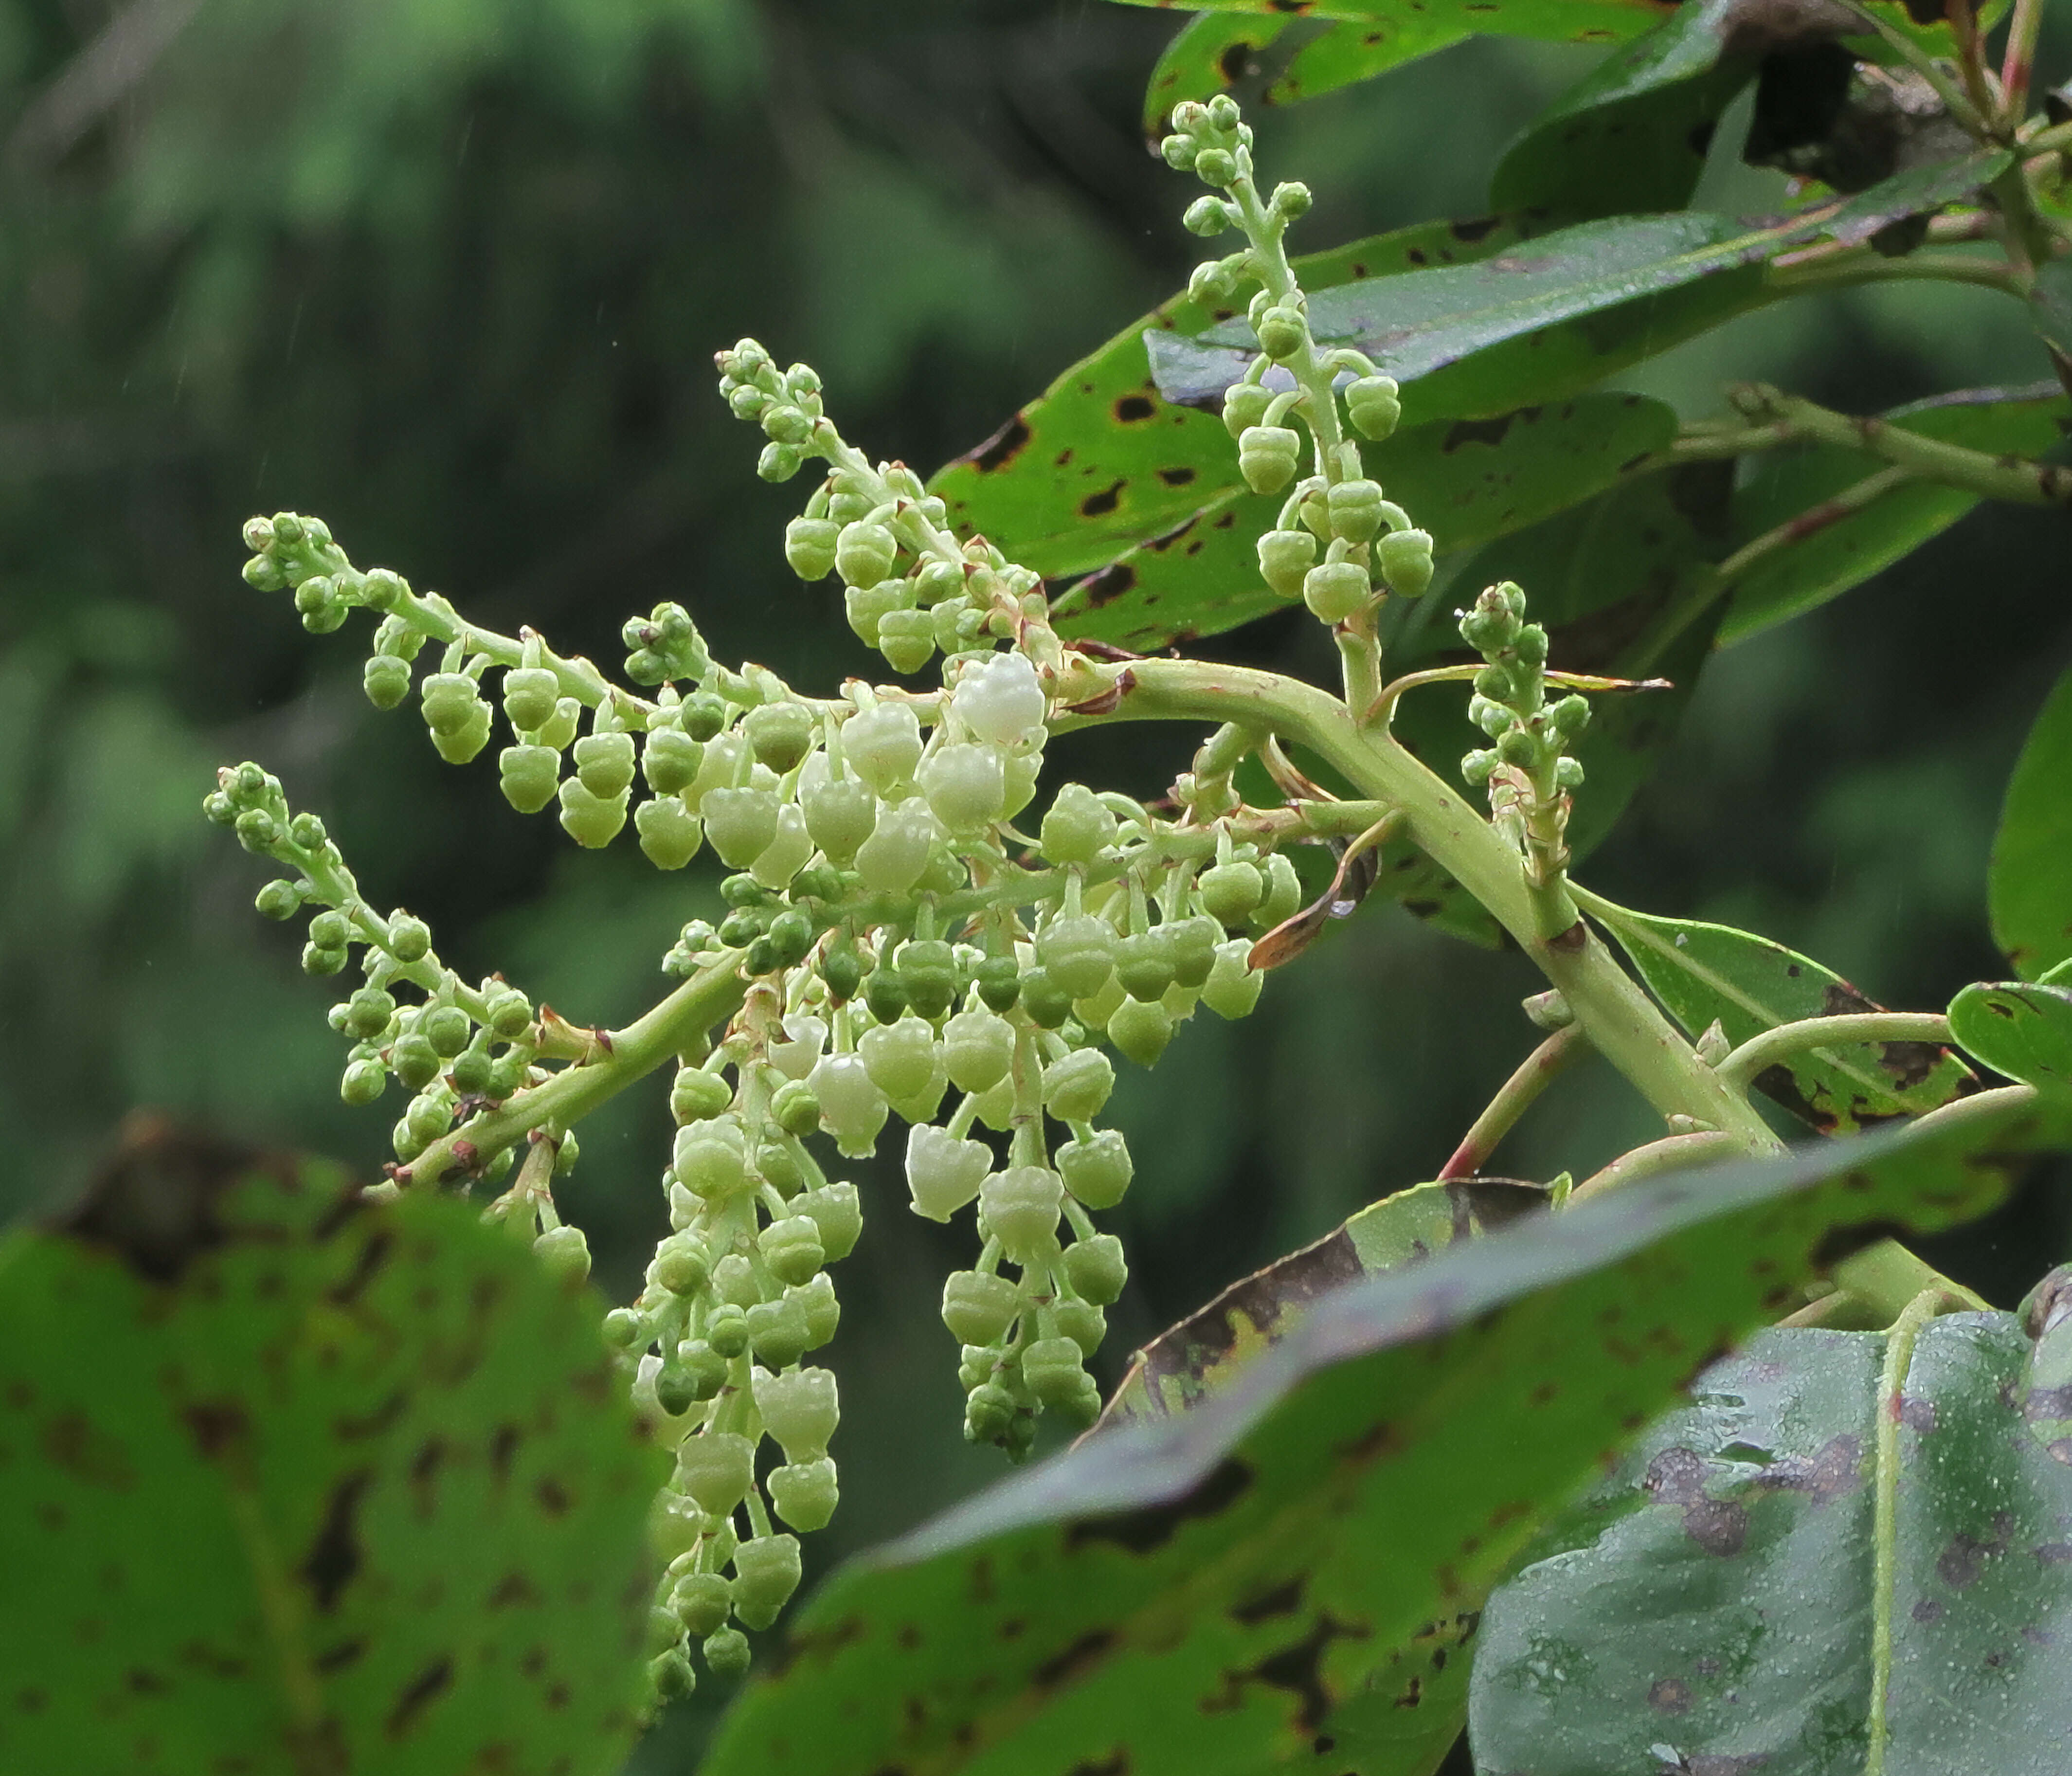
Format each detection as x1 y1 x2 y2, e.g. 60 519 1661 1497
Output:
3 2 2069 1763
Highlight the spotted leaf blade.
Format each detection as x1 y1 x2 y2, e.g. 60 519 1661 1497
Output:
1589 902 1978 1135
0 1125 664 1775
1471 1315 2072 1776
698 1101 2041 1776
1991 660 2072 982
1947 981 2072 1098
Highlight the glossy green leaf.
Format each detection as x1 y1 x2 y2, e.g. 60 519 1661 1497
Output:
1386 462 1732 866
932 214 1542 582
698 1103 2036 1776
1472 1313 2072 1776
1489 0 1758 219
0 1125 664 1775
1587 898 1979 1134
1721 383 2071 646
1947 981 2072 1097
1047 393 1676 652
1991 660 2072 980
1150 154 2010 426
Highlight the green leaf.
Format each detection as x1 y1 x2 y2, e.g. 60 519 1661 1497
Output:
1947 981 2072 1097
1720 383 2071 646
0 1125 664 1774
1150 155 2010 426
697 1104 2037 1776
932 214 1542 584
1471 1312 2072 1775
1991 660 2072 980
1489 1 1759 220
1046 393 1676 652
1141 14 1297 141
1586 898 1980 1134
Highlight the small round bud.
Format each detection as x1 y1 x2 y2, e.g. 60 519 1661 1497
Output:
254 879 302 921
758 1215 827 1287
1022 1335 1087 1411
752 1365 839 1461
1056 1129 1134 1210
1375 527 1435 598
674 1432 757 1515
1193 146 1237 186
1182 194 1232 236
768 1459 839 1533
1114 930 1177 1003
1038 782 1117 866
942 1007 1015 1094
796 1182 862 1263
1159 131 1199 171
391 1031 441 1091
675 1117 750 1200
730 1534 803 1631
895 938 960 1021
636 796 703 870
1345 375 1402 441
421 1004 472 1058
533 1223 591 1284
1237 424 1302 496
706 1304 751 1360
558 778 629 848
1168 914 1222 989
574 732 637 799
670 1572 733 1639
784 516 839 580
344 986 397 1039
702 1627 752 1679
499 744 561 815
1303 559 1372 625
386 912 432 963
974 955 1021 1013
1052 1298 1106 1359
654 1239 711 1297
942 1270 1022 1346
745 1294 812 1370
978 1165 1065 1265
800 769 876 864
363 654 413 711
1063 1233 1129 1305
877 608 938 675
1202 940 1264 1019
859 1014 940 1103
502 668 561 734
1255 305 1307 362
791 1272 840 1349
744 702 815 773
341 1059 387 1106
905 1124 991 1222
1036 915 1117 999
834 520 899 589
1269 180 1313 220
1256 527 1317 600
1222 381 1273 439
1020 968 1073 1030
702 786 781 869
965 1381 1017 1444
1325 478 1386 544
1198 860 1264 928
1255 852 1303 928
1108 996 1175 1067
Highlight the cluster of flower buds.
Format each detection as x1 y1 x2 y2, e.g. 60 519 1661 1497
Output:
1160 96 1433 632
1459 582 1590 886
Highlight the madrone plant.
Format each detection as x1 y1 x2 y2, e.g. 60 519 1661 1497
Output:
200 78 2061 1732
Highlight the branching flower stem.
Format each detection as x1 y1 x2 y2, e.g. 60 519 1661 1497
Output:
1715 1012 1953 1097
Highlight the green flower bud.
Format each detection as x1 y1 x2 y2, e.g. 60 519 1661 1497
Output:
682 1341 734 1407
558 778 629 848
919 741 1007 832
670 1572 733 1639
951 651 1047 749
768 1459 839 1533
1549 694 1591 737
1256 306 1308 362
842 703 923 794
1513 621 1548 668
574 732 637 799
751 1365 839 1461
675 1117 750 1200
1303 559 1372 625
1202 939 1264 1019
499 744 560 815
390 1031 441 1091
746 1294 812 1370
649 1492 707 1563
757 441 801 482
1115 930 1176 1003
1022 1335 1087 1411
363 654 413 711
702 786 781 869
1197 859 1264 928
1042 1047 1115 1123
1167 914 1222 989
654 1238 711 1296
341 1059 387 1106
790 1272 840 1349
1160 131 1199 171
1555 755 1586 791
234 807 280 854
877 608 937 675
604 1306 647 1348
784 516 839 580
420 672 483 738
834 521 899 589
1222 381 1274 439
450 1044 493 1095
1255 853 1302 928
1345 374 1402 441
635 796 703 870
748 805 814 890
679 694 727 743
670 1065 734 1124
1496 727 1540 769
1256 527 1318 600
895 939 960 1021
417 1004 469 1058
1325 479 1386 545
1237 424 1302 496
853 800 939 896
1057 1129 1134 1210
1038 782 1117 866
730 1534 803 1631
529 696 578 753
1375 527 1435 598
905 1124 991 1222
1036 915 1117 999
404 1090 453 1147
674 1432 757 1516
383 912 430 964
344 986 396 1039
863 967 908 1026
859 1014 940 1103
500 667 559 734
533 1223 591 1285
706 1303 751 1360
942 1008 1015 1094
974 956 1021 1013
979 1165 1064 1265
942 1269 1022 1346
758 1215 826 1287
642 728 703 796
793 1182 860 1263
807 1053 888 1159
800 770 876 863
703 1627 751 1679
744 702 815 773
254 879 302 921
1063 1232 1129 1305
1193 145 1237 186
820 942 864 1005
1052 1297 1106 1359
1108 996 1175 1067
1020 967 1073 1030
759 1081 813 1143
965 1381 1017 1444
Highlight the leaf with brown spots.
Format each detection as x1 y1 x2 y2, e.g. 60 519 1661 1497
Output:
1587 899 1979 1134
1992 659 2072 984
1473 1313 2072 1774
0 1122 662 1775
1948 981 2072 1098
700 1095 2051 1776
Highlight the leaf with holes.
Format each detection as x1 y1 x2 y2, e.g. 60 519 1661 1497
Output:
1471 1313 2072 1776
1992 661 2072 981
1047 393 1676 653
932 214 1542 584
696 1100 2037 1776
1150 155 2010 426
0 1124 664 1776
1721 384 2071 646
1585 899 1978 1134
1947 982 2072 1098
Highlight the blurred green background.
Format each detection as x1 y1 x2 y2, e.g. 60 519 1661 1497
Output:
3 1 2070 1763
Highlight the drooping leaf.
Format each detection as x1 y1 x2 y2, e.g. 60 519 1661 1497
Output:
1947 981 2072 1097
1149 154 2011 426
1584 897 1979 1134
933 214 1542 583
1470 1313 2072 1776
2018 1265 2072 1463
1046 393 1676 652
0 1122 664 1775
697 1102 2039 1776
1101 1177 1550 1429
1991 660 2072 980
1720 383 2071 646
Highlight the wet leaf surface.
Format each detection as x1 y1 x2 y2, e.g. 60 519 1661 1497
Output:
0 1121 663 1776
1721 384 2072 646
1947 982 2072 1097
1471 1313 2072 1776
1590 902 1978 1134
697 1102 2041 1776
1991 660 2072 981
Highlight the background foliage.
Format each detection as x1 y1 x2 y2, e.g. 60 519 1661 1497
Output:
4 0 2072 1766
